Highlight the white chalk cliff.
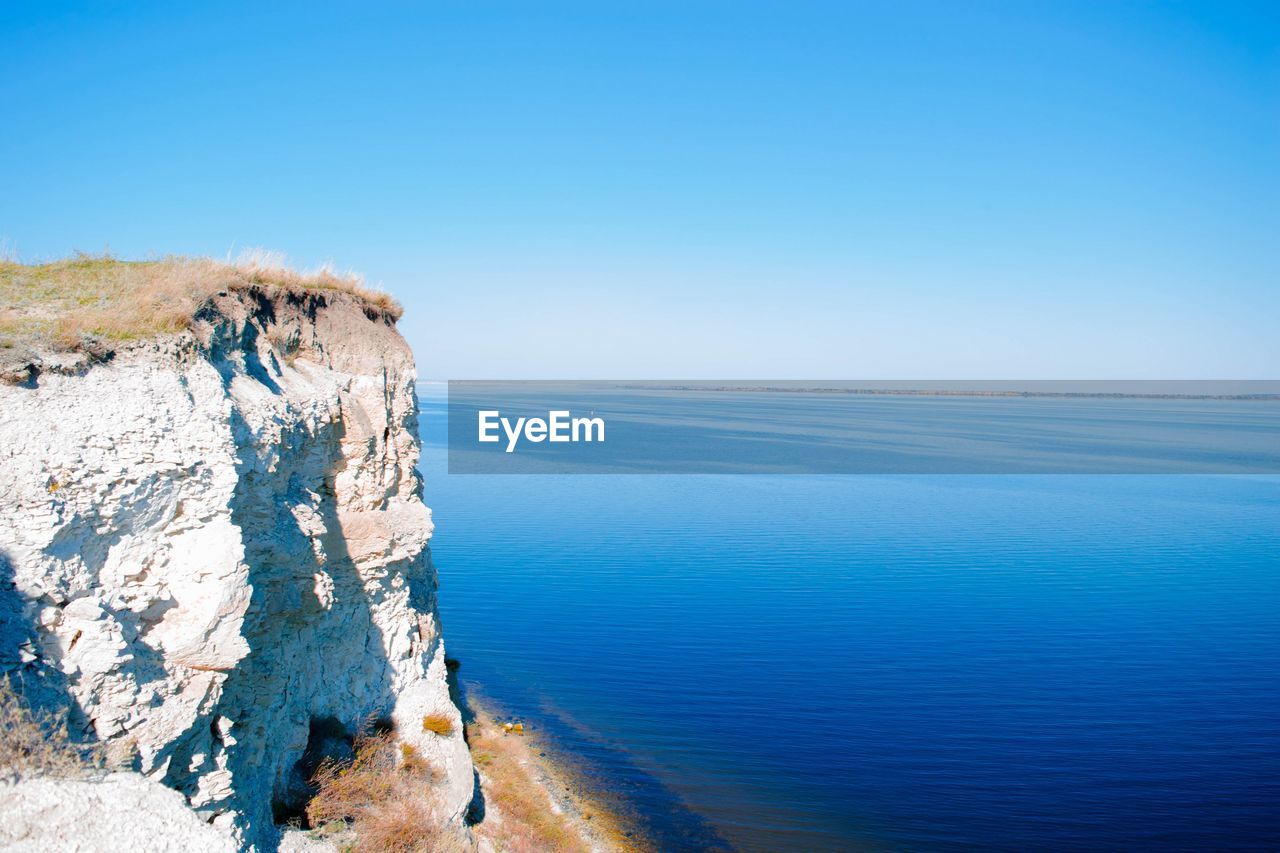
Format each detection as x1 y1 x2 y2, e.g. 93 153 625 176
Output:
0 288 472 848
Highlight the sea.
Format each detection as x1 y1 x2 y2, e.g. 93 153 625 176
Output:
418 389 1280 851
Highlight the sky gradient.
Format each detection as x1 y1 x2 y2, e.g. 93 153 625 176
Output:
2 1 1276 378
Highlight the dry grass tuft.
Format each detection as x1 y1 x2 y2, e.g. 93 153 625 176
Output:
0 251 402 350
421 713 454 737
306 731 399 828
398 742 434 776
306 729 459 853
0 677 96 778
356 794 465 853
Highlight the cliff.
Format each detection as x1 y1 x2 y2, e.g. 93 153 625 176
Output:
0 263 473 849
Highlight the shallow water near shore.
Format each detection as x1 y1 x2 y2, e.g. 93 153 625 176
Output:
420 393 1280 850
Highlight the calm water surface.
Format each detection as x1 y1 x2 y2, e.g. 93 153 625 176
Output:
420 395 1280 851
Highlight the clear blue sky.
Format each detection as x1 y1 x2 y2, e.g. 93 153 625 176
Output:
2 1 1276 378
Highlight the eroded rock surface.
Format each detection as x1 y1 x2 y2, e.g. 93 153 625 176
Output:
0 772 239 852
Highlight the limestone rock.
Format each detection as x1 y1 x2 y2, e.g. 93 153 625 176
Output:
0 288 472 848
0 772 238 852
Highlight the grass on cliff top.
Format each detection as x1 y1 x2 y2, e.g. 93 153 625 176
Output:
0 251 402 350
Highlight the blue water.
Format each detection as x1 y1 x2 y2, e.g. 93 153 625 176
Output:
420 395 1280 851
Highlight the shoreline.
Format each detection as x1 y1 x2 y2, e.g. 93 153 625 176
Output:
460 693 649 852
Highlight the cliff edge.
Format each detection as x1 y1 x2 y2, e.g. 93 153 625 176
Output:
0 259 473 849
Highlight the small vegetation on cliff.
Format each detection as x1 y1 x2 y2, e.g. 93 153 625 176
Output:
421 712 455 737
302 708 638 853
0 250 402 351
0 677 96 778
306 727 461 853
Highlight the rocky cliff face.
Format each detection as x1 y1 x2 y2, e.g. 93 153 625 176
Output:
0 288 472 848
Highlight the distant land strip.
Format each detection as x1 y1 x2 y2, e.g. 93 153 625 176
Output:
617 386 1280 401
